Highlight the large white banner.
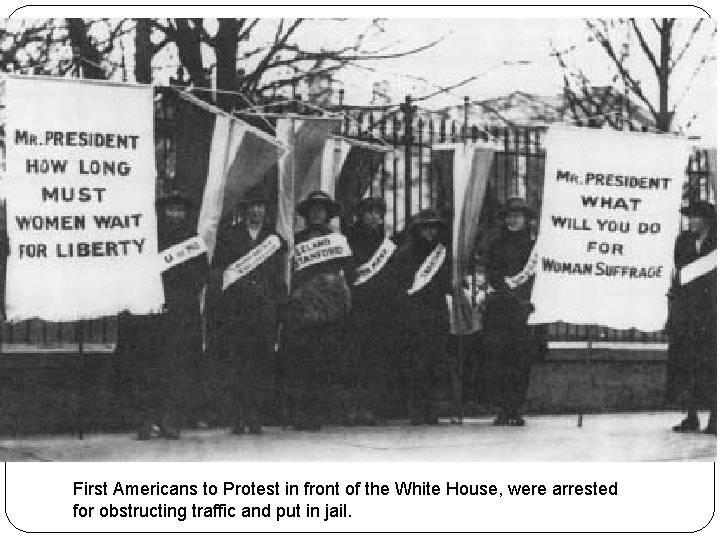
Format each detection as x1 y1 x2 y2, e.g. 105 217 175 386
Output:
528 128 688 331
3 76 164 321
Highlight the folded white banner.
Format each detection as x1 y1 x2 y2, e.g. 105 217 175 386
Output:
353 238 396 286
408 244 446 295
293 233 352 272
680 250 716 286
222 234 282 290
505 246 539 289
159 236 208 273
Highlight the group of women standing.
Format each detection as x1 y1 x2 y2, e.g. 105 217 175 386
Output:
278 191 541 430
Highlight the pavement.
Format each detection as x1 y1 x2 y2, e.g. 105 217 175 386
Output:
0 411 715 462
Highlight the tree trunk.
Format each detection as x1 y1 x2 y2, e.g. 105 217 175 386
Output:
66 18 105 79
657 19 672 132
134 18 153 84
172 19 209 89
215 19 241 111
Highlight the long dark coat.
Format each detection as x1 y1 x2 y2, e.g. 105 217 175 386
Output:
391 236 451 421
665 231 717 407
285 224 352 425
347 224 399 325
347 224 402 417
481 228 537 412
207 223 287 424
393 238 452 333
116 220 208 424
209 224 287 341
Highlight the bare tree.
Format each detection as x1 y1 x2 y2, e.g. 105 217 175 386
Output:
0 19 67 74
141 18 443 110
1 18 130 79
551 18 716 132
3 18 443 111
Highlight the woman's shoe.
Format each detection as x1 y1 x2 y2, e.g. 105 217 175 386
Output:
703 412 716 435
672 414 700 432
493 414 511 426
159 424 180 440
294 421 321 432
137 420 157 441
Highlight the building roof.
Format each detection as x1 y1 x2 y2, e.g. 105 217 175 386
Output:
434 88 656 129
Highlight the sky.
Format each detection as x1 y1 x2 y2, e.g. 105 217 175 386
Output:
297 19 716 143
3 16 715 142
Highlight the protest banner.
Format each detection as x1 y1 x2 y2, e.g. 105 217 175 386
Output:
187 92 286 263
3 76 164 321
276 118 342 242
276 117 342 286
434 144 495 335
528 127 688 331
334 138 389 229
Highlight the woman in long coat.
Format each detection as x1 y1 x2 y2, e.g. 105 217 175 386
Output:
285 191 352 430
208 187 287 435
666 201 716 435
392 209 452 425
482 198 537 427
117 190 207 440
346 196 401 423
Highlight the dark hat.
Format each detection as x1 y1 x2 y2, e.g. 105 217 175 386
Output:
297 190 340 219
496 197 535 220
681 200 716 220
356 196 387 214
240 184 269 206
410 208 446 229
156 189 194 209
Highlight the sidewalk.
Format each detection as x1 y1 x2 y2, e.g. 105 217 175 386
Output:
0 412 715 462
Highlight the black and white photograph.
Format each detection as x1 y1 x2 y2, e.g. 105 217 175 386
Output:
0 14 716 468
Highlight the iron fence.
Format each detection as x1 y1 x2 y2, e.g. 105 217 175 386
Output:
0 91 715 352
318 96 714 343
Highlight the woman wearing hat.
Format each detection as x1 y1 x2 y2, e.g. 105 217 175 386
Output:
118 189 208 440
392 208 452 425
208 185 287 435
482 197 538 427
666 201 716 435
346 196 399 423
285 190 353 430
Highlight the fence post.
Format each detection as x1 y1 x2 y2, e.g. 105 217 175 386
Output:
402 95 414 225
463 96 469 143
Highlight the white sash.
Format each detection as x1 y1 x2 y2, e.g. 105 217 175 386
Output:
353 238 396 286
293 233 352 272
680 249 716 286
505 244 539 289
222 234 282 291
407 244 446 295
159 236 208 273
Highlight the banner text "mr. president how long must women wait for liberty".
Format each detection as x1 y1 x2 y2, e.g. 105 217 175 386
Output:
3 76 164 321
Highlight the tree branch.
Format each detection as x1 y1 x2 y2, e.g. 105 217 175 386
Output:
585 19 659 121
671 18 703 71
630 18 660 75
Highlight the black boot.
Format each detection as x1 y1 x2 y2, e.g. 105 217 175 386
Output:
672 413 700 433
137 420 157 441
493 412 511 426
704 411 716 435
248 421 262 435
